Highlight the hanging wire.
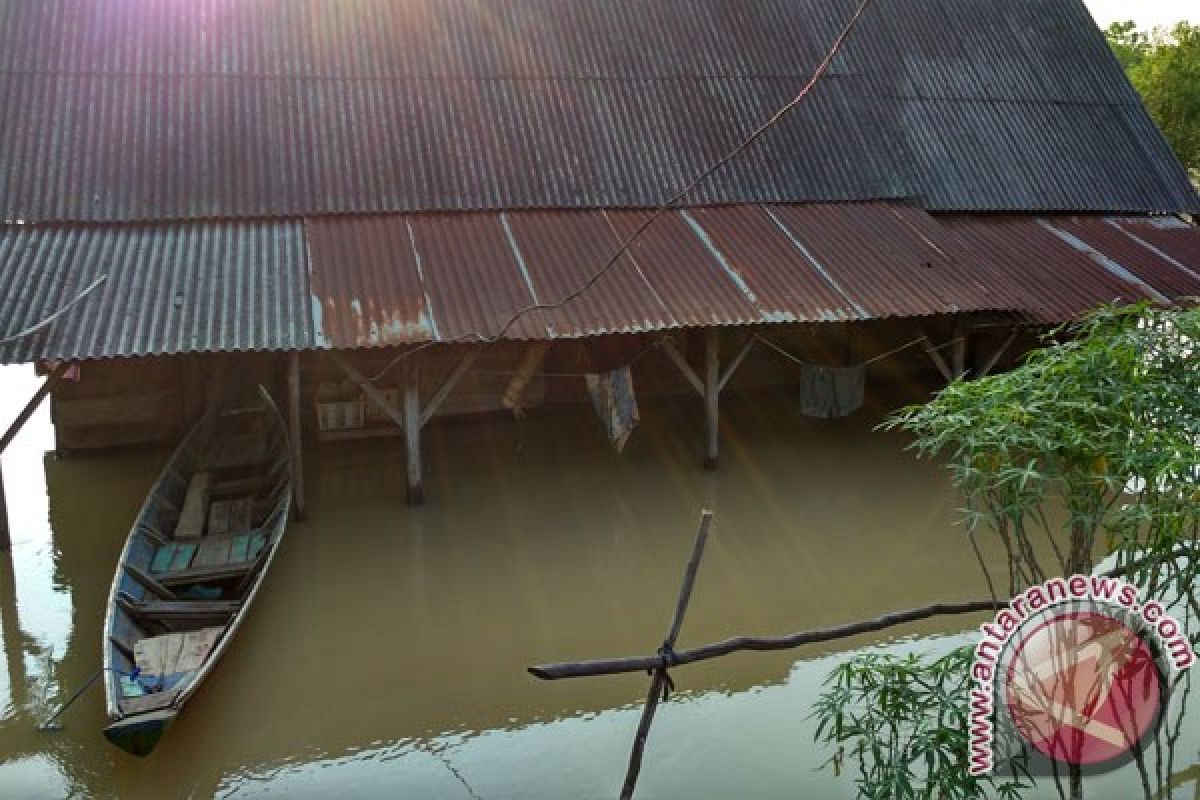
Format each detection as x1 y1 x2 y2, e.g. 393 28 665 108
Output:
365 0 877 383
754 333 964 370
0 275 107 345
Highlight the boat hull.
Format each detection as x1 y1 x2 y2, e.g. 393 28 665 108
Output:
103 709 178 757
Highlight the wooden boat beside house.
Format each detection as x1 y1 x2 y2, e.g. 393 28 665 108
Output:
101 389 292 756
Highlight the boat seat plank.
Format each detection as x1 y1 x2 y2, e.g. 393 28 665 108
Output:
149 542 197 574
118 595 240 621
205 434 269 472
192 536 233 569
209 475 272 498
207 496 253 537
176 471 211 539
154 533 267 587
120 690 180 715
124 564 177 600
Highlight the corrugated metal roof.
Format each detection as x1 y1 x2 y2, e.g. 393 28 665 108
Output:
938 216 1200 322
0 221 310 362
3 208 1198 363
0 0 1195 222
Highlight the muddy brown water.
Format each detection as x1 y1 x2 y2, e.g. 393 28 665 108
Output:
0 364 1194 798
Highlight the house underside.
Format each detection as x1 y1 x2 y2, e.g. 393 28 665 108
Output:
2 0 1200 514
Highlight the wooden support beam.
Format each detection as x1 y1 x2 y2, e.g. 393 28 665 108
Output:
704 328 720 470
0 362 70 548
403 361 423 505
287 352 306 520
327 351 406 429
0 546 26 705
976 329 1018 379
421 347 482 427
0 466 8 550
660 339 704 397
951 324 967 379
0 362 69 456
718 336 754 392
920 334 955 383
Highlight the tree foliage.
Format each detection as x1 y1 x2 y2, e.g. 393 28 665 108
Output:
1106 21 1200 175
816 305 1200 800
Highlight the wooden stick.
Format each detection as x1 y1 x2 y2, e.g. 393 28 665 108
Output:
287 352 306 520
619 510 713 800
0 362 70 455
977 329 1018 378
703 329 719 470
718 336 754 392
329 351 406 429
422 347 482 426
529 599 999 681
660 339 704 396
403 361 423 505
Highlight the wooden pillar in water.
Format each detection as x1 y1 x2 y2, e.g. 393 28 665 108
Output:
703 328 720 470
403 361 423 505
287 352 306 520
0 464 9 550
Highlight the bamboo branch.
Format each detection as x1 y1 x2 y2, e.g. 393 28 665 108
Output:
619 510 713 800
529 599 999 681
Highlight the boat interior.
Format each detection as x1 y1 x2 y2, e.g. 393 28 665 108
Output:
106 400 291 717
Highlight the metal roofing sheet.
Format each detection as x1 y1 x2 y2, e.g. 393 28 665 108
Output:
0 0 1196 222
936 216 1186 323
0 220 310 363
2 208 1198 363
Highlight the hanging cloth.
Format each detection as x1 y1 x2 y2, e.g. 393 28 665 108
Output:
799 363 865 419
585 365 640 453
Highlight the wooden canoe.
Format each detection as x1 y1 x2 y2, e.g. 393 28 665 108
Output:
102 389 293 756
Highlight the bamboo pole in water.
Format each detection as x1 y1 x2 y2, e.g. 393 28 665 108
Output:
619 510 712 800
0 362 70 548
530 599 1000 681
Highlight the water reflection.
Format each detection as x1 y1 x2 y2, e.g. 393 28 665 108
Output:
0 363 1195 798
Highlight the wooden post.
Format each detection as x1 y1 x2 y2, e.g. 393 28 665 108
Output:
0 362 70 547
0 464 8 550
703 328 719 470
403 361 423 505
0 540 25 705
287 352 305 521
951 323 967 379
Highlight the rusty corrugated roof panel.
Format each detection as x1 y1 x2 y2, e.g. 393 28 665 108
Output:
1047 217 1200 301
1 0 1196 222
4 208 1198 363
408 214 549 341
501 212 677 337
937 216 1177 323
306 216 435 349
604 211 764 329
763 204 1022 319
0 220 310 363
682 206 860 323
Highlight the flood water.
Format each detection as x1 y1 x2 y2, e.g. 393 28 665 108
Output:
0 363 1196 799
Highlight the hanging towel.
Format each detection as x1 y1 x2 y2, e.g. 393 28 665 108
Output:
585 365 640 453
799 363 865 419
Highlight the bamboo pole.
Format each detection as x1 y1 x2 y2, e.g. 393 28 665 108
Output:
403 361 423 505
287 352 305 520
530 599 998 681
0 362 70 548
703 329 719 470
619 510 713 800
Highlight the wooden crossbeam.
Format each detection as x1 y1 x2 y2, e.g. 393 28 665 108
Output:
421 347 482 427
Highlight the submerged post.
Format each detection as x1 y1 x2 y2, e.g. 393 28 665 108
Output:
0 361 70 547
403 361 423 505
0 465 8 549
703 328 719 469
287 351 306 520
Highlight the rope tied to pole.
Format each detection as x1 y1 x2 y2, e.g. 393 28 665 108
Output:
652 644 679 701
